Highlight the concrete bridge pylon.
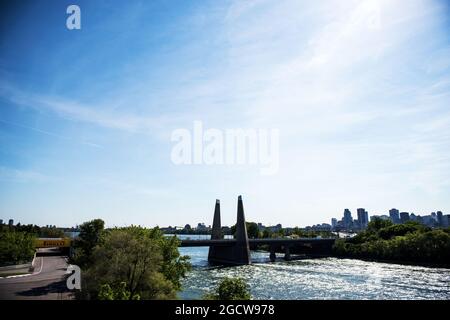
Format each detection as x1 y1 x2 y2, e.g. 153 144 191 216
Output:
208 196 251 265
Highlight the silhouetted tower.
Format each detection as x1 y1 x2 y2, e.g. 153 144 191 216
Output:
235 195 251 264
210 199 223 240
208 199 223 261
207 196 251 265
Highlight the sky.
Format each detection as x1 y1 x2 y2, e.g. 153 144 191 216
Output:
0 0 449 228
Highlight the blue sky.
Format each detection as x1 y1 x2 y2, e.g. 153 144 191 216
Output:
0 0 449 228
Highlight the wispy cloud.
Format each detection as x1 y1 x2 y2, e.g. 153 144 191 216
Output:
0 166 49 183
0 118 103 148
0 83 170 133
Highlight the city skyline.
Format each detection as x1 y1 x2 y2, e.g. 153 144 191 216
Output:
1 0 450 228
1 204 448 231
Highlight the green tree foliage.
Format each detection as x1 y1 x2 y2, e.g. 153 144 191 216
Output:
333 219 450 265
230 222 260 239
262 229 272 239
151 228 191 291
377 221 428 240
365 218 393 233
79 225 191 300
71 219 105 267
98 282 140 300
39 226 64 238
204 277 251 300
0 229 35 266
1 223 64 238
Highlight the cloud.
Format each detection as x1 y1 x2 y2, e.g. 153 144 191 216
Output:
0 83 169 133
0 166 49 183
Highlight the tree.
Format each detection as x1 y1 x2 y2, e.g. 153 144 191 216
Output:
246 222 259 239
151 229 191 291
72 219 104 267
378 222 426 240
98 282 140 300
332 223 450 265
204 277 251 300
80 226 191 300
366 218 393 233
0 230 35 266
262 229 272 239
39 226 64 238
230 222 259 239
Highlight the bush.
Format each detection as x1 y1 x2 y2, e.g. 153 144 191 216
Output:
204 277 251 300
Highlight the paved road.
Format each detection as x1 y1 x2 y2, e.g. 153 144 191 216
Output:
0 249 75 300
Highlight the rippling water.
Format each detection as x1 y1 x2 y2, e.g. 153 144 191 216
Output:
179 246 450 300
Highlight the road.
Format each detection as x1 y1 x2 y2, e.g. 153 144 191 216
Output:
0 248 75 300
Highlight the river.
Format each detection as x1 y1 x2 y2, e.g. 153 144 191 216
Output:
175 235 450 300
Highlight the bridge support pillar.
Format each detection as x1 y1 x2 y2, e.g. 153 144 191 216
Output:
208 200 223 262
269 246 276 262
284 246 291 261
208 196 251 265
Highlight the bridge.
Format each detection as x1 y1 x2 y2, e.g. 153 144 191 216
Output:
34 238 71 248
179 196 336 265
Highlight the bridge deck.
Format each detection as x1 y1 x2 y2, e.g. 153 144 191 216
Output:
179 238 336 247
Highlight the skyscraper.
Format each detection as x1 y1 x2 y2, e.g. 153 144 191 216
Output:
437 211 443 226
389 208 400 224
357 208 369 228
400 212 410 223
331 218 337 229
343 209 353 229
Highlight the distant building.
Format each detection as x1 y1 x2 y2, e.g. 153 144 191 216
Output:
415 215 423 224
0 219 3 225
331 218 337 229
437 211 444 226
444 215 450 228
389 208 400 224
357 208 369 229
196 223 208 231
400 212 410 223
308 223 332 232
267 224 282 233
422 215 435 227
8 219 13 226
431 212 437 222
343 209 353 229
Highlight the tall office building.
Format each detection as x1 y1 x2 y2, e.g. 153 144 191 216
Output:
389 208 400 224
444 215 450 228
357 208 369 228
437 211 443 226
400 212 410 223
343 209 353 229
0 219 3 225
8 219 14 226
331 218 337 229
431 212 437 222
